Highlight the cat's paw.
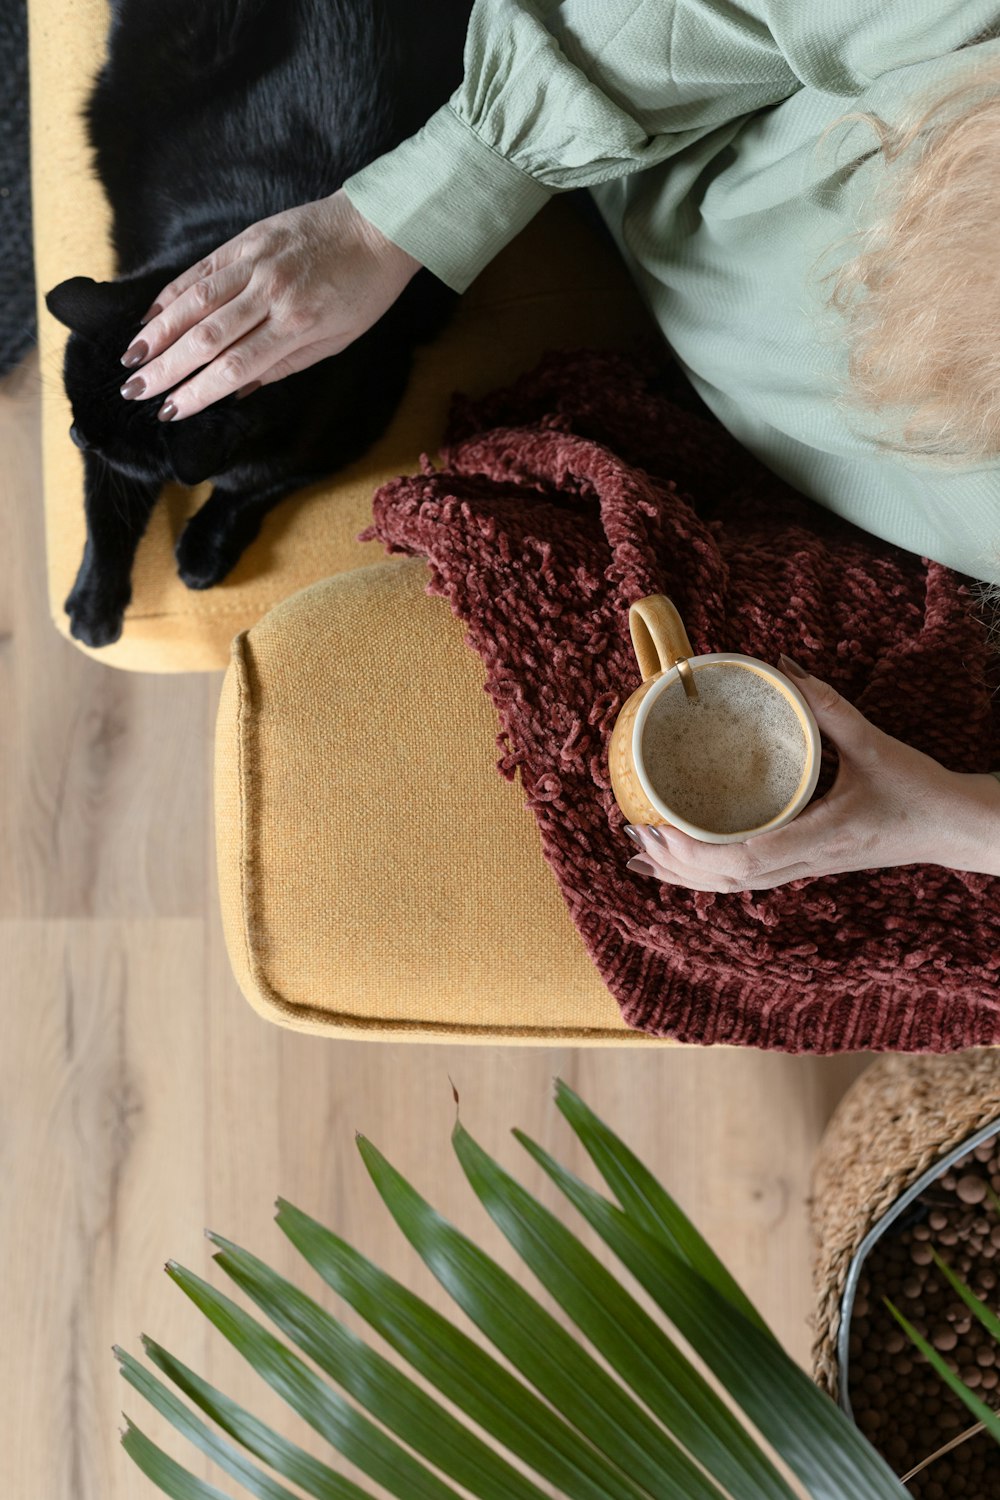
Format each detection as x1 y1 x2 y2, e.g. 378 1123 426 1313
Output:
64 583 127 648
175 526 239 590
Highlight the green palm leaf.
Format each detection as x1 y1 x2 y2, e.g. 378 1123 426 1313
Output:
516 1127 908 1500
553 1081 763 1329
165 1260 463 1500
451 1119 796 1500
930 1250 1000 1346
121 1420 236 1500
275 1199 650 1500
356 1132 722 1500
132 1338 376 1500
886 1301 1000 1445
117 1081 921 1500
207 1231 552 1500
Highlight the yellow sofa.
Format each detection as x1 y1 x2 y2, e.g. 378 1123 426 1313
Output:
32 0 667 1042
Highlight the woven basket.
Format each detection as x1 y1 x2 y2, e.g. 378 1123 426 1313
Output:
810 1050 1000 1401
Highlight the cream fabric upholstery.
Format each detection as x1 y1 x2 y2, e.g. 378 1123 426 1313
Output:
214 558 668 1043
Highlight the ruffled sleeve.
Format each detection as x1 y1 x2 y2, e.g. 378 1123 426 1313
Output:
343 0 797 291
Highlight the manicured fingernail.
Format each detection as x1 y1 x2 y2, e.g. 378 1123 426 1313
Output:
234 380 262 401
623 826 643 845
778 653 808 680
120 376 145 399
626 856 655 876
158 400 178 422
139 303 162 325
647 825 672 846
120 339 148 368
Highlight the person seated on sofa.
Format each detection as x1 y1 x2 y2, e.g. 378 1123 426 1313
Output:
113 0 1000 889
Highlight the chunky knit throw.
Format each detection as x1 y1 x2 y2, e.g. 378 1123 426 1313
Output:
361 350 1000 1052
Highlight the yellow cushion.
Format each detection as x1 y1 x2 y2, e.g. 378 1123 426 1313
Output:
215 557 668 1043
30 0 655 672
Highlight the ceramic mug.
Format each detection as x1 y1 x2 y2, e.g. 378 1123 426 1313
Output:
609 594 821 845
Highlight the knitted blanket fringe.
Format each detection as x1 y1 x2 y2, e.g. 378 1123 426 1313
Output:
361 349 1000 1053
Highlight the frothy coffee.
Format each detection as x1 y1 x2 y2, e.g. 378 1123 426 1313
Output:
640 664 807 835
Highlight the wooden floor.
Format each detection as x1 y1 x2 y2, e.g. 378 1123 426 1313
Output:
1 350 870 1499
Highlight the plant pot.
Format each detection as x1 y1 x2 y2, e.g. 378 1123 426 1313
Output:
811 1052 1000 1495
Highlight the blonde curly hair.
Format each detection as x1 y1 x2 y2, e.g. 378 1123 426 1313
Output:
819 46 1000 637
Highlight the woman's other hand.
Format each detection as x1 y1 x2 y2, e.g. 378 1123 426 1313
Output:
624 656 1000 889
117 189 421 421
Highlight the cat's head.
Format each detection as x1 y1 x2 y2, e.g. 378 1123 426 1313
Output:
46 274 251 485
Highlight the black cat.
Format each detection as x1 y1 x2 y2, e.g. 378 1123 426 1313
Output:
46 0 471 648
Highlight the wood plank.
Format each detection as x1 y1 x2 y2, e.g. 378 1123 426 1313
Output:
0 352 213 920
0 919 212 1499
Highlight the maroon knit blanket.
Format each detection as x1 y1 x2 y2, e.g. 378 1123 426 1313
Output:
361 350 1000 1052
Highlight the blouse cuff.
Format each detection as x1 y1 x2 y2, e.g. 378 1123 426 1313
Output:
343 102 553 294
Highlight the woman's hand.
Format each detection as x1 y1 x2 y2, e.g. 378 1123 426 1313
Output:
624 655 1000 890
116 189 421 421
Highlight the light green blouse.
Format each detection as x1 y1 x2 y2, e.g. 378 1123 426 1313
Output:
343 1 1000 783
344 0 1000 587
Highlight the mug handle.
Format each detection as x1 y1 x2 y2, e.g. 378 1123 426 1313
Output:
629 595 696 682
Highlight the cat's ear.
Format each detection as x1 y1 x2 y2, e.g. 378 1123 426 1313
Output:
45 276 141 337
161 411 243 486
